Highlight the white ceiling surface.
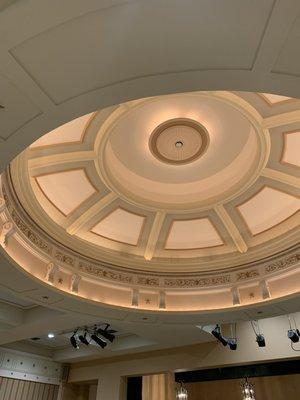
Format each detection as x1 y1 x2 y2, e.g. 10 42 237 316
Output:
1 0 300 170
1 0 300 363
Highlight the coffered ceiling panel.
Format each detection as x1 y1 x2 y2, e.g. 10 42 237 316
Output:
165 218 223 250
237 187 300 235
31 113 93 148
260 93 293 105
282 131 300 167
91 207 145 246
35 169 96 216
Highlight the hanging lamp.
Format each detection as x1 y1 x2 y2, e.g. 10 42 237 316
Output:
241 377 256 399
176 381 188 400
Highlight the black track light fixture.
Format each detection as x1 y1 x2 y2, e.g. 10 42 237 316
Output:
256 334 266 347
251 321 266 348
91 333 107 349
97 324 117 343
228 338 237 350
69 323 117 350
79 330 89 346
287 315 300 343
288 329 299 343
70 333 79 349
211 324 228 347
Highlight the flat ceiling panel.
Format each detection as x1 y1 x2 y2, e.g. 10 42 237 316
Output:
0 290 35 308
0 72 41 140
273 13 300 77
11 0 274 103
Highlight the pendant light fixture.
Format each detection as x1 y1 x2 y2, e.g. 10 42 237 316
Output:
176 381 188 400
241 377 255 400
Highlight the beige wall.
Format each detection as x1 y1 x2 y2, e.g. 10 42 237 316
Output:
0 377 59 400
185 374 300 399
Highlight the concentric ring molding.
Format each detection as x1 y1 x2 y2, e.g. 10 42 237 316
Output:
0 90 299 312
95 92 270 211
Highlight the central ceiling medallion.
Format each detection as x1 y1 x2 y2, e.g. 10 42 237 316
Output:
149 118 209 165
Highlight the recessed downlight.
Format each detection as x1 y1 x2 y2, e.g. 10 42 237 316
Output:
175 140 184 148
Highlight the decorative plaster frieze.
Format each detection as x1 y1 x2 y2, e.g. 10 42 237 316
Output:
164 275 231 288
137 277 160 286
265 253 300 274
236 269 259 281
78 262 133 284
10 209 52 255
54 250 74 266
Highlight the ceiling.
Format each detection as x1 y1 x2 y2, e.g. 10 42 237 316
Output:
1 0 300 171
1 90 299 313
0 0 300 364
8 91 299 269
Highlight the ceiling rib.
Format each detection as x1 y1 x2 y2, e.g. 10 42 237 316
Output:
214 204 248 253
261 167 300 189
262 110 300 129
66 192 118 235
29 151 96 176
144 211 166 261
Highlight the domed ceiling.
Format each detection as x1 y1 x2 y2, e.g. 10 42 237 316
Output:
1 91 299 312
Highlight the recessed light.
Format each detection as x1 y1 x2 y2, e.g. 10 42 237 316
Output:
175 140 184 148
47 333 55 339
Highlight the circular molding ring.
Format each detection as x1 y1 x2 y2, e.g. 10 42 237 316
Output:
149 118 209 165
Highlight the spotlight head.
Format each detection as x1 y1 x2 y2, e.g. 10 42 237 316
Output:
211 325 228 347
70 334 79 349
97 328 115 343
288 329 299 343
228 338 237 350
79 331 89 346
256 334 266 347
91 334 107 349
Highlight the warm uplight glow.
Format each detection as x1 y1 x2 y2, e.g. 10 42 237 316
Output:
2 90 300 313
